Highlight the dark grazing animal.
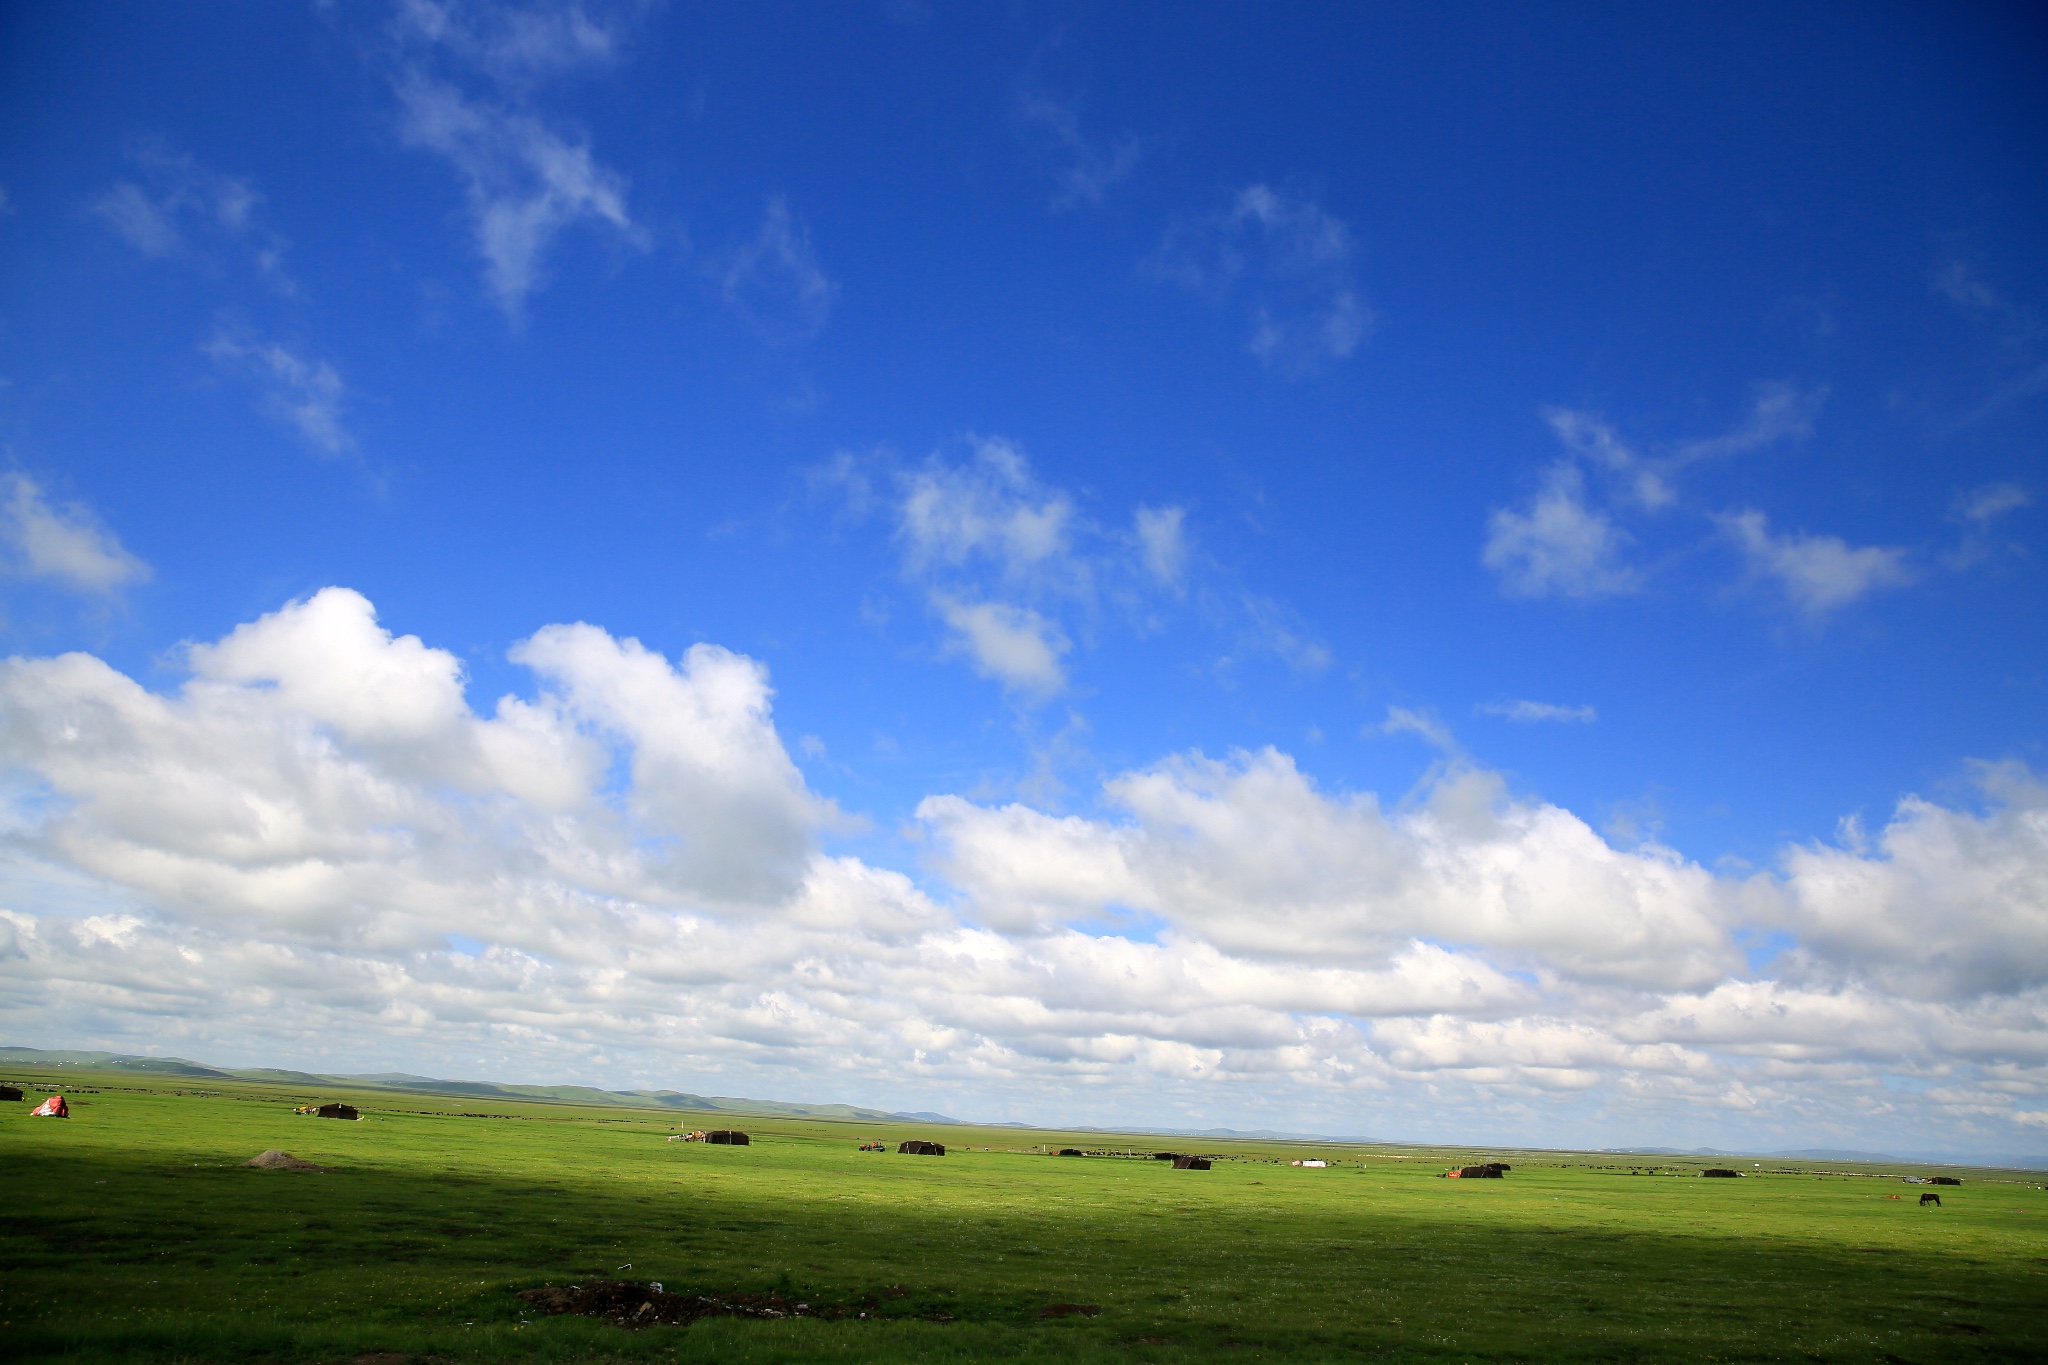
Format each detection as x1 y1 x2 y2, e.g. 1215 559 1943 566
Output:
1920 1192 1942 1206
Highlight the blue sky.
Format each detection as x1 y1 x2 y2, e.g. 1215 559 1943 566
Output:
1 2 2044 1157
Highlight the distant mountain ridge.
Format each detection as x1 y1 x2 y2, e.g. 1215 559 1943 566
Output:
0 1046 956 1125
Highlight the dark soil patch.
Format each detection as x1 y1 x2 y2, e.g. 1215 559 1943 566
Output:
515 1280 968 1329
1038 1302 1100 1319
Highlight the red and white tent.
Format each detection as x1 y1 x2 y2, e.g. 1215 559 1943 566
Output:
30 1094 69 1117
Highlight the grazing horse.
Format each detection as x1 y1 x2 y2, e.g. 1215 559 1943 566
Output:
1919 1192 1941 1206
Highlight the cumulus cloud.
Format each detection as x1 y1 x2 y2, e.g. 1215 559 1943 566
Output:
1480 699 1596 724
8 595 2042 1148
1719 509 1915 615
1777 763 2048 1001
1483 462 1639 598
932 596 1070 696
0 473 150 595
922 749 1738 992
1153 185 1371 375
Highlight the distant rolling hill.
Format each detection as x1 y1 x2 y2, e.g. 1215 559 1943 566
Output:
0 1046 956 1125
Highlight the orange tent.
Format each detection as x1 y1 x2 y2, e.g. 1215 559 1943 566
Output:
30 1094 69 1117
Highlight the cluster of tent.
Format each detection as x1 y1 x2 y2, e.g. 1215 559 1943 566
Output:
293 1102 359 1120
1443 1162 1510 1178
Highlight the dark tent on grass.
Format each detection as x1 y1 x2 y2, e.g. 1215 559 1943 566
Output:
1153 1152 1180 1161
1057 1148 1085 1156
898 1140 946 1155
0 1085 21 1101
704 1130 750 1145
1171 1156 1211 1170
315 1102 359 1120
1701 1168 1743 1178
1445 1163 1507 1178
1928 1176 1961 1186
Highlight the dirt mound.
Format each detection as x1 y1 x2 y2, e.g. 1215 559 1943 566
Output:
244 1149 326 1171
1038 1303 1100 1319
518 1281 833 1329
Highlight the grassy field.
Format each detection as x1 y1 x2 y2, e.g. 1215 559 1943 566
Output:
3 1065 2045 1363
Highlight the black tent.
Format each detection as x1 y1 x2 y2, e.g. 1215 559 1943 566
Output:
1171 1156 1211 1170
0 1085 22 1101
704 1130 750 1145
897 1140 946 1155
315 1102 359 1120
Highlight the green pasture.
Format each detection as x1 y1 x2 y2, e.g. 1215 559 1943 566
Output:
3 1067 2044 1362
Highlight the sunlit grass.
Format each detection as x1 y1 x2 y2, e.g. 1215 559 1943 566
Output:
3 1066 2044 1361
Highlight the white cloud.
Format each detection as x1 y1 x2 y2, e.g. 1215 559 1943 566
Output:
0 473 151 595
1483 462 1639 598
896 440 1078 586
1955 482 2031 524
1777 763 2048 1001
1481 699 1597 724
1379 705 1455 750
204 331 352 454
92 145 291 288
1154 185 1371 375
718 197 835 344
392 0 625 88
1015 88 1144 209
396 75 641 315
1133 504 1187 587
932 596 1069 696
1720 509 1915 615
1 593 2046 1149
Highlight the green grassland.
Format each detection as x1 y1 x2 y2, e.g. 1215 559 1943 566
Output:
3 1066 2045 1363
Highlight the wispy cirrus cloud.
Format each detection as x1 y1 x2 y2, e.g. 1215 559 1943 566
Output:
717 197 835 345
1719 509 1915 616
1486 385 1858 609
0 472 150 595
1015 86 1145 210
389 0 649 318
204 329 353 455
821 440 1321 705
1480 699 1597 724
92 142 293 291
1152 185 1371 376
